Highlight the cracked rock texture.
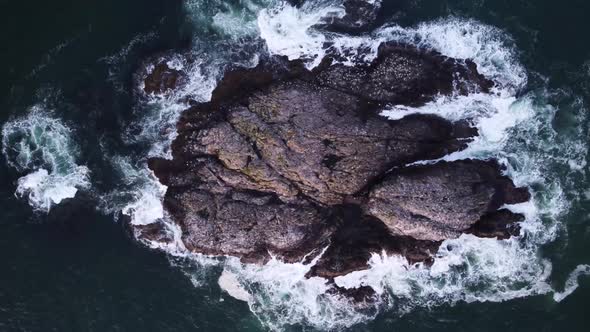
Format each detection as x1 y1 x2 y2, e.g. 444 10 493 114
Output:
142 42 528 278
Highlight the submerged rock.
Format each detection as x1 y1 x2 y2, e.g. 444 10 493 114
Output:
143 61 183 95
144 42 528 278
131 220 175 245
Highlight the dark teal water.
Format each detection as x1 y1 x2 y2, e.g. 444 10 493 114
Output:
1 0 589 331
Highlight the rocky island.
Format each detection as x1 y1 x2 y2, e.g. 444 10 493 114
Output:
136 37 530 280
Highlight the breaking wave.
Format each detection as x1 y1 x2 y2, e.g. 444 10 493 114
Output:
1 106 90 212
96 155 168 226
258 1 346 67
110 1 270 228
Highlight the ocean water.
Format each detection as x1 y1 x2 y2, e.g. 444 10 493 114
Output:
1 0 589 331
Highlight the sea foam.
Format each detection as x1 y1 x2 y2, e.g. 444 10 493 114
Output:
1 106 90 212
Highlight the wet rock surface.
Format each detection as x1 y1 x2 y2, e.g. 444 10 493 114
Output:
132 221 175 245
307 210 440 278
317 42 493 105
367 160 530 241
143 61 183 94
144 42 529 279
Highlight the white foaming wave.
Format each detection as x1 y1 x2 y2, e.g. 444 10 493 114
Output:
336 236 554 306
376 18 527 93
258 1 349 68
218 269 253 303
1 106 90 212
102 155 168 226
185 0 274 40
377 17 531 153
257 1 386 68
257 4 527 89
131 55 219 158
383 93 534 164
221 250 379 331
499 91 586 221
100 155 192 257
15 167 90 212
211 0 273 39
121 175 167 226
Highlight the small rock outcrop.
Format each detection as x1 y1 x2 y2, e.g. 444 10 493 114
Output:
143 62 183 94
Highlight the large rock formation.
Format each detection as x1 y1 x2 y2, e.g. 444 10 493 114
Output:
142 42 529 278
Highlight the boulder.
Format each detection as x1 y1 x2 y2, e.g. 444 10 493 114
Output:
366 160 530 241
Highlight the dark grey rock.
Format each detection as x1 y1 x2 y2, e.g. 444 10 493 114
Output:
316 42 493 105
367 160 530 241
144 43 526 278
143 62 183 95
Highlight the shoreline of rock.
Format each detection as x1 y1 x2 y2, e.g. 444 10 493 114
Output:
138 41 529 280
